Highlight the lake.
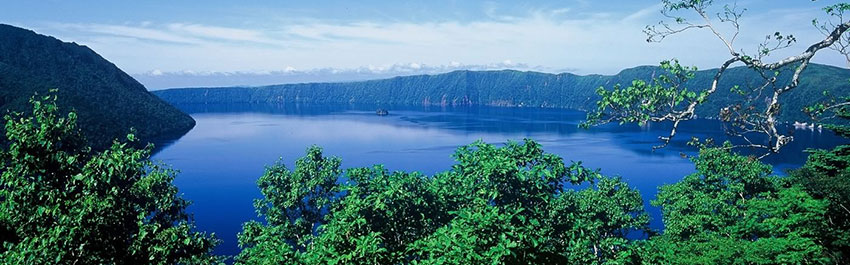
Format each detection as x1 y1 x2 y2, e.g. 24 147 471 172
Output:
152 103 847 258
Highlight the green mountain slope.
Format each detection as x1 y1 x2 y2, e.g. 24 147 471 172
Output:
154 64 850 124
0 24 195 148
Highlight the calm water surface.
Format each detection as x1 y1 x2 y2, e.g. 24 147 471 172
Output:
152 103 847 257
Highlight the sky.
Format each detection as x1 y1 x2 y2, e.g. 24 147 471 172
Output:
2 0 849 89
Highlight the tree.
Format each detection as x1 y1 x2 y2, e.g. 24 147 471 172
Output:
789 106 850 261
580 1 850 261
584 0 850 157
790 145 850 262
237 140 649 265
643 147 833 264
0 93 220 264
235 146 343 265
410 140 647 265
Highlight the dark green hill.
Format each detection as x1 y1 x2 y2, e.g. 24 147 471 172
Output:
0 24 195 148
154 64 850 124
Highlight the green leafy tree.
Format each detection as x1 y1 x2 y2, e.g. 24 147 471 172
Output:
643 147 833 264
584 0 850 157
410 140 647 265
579 1 850 263
0 93 220 264
237 140 649 265
235 146 343 264
789 104 850 261
790 145 850 262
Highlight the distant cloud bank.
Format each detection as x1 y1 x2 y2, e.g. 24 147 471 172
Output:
135 61 568 90
8 0 847 89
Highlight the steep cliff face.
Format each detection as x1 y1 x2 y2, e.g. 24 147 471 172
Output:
154 64 850 124
0 24 195 148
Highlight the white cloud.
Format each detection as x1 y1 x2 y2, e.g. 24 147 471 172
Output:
551 8 571 15
623 3 663 22
31 3 847 80
134 60 544 89
49 23 202 44
165 23 278 45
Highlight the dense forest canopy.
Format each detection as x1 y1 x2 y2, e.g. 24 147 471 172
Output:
0 24 195 149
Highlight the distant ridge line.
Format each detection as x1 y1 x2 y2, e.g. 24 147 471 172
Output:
153 63 850 124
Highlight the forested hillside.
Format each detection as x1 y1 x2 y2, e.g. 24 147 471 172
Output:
0 24 195 149
154 64 850 124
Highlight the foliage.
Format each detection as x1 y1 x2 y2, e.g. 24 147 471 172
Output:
789 103 850 261
237 139 850 264
583 59 705 127
236 140 649 265
235 146 343 265
790 145 850 262
805 91 850 137
2 2 848 264
605 1 850 259
0 24 195 149
644 147 833 264
584 0 850 155
0 94 220 264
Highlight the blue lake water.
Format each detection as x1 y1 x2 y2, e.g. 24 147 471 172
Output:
151 103 848 258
